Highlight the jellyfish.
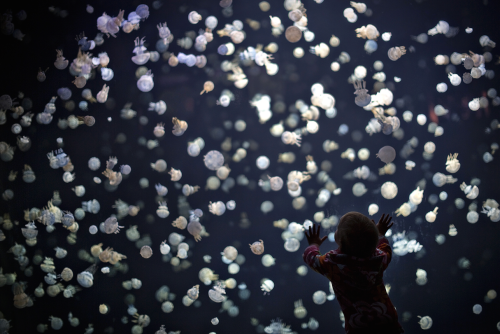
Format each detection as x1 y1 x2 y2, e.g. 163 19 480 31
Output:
428 20 449 35
200 81 214 95
156 202 170 218
187 220 203 242
395 203 411 217
140 246 153 259
147 100 166 115
204 150 224 170
355 24 379 40
137 70 154 92
425 207 439 223
103 216 124 234
208 282 226 302
169 117 188 136
96 84 109 103
131 37 150 65
432 172 457 187
285 26 302 43
387 46 406 61
281 131 302 147
460 183 479 200
54 50 69 70
445 153 460 173
368 204 379 216
376 146 396 164
168 168 182 181
418 316 433 329
249 240 265 255
381 182 398 199
409 187 424 205
77 264 97 288
261 279 274 295
208 201 226 216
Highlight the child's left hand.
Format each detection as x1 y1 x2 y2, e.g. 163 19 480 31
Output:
305 224 327 247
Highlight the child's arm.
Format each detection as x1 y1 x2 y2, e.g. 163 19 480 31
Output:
303 224 332 277
372 214 394 270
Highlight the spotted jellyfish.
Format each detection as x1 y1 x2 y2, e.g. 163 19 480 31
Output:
131 37 150 65
460 183 479 200
387 46 406 61
428 20 449 35
208 201 226 216
103 216 124 234
137 70 154 92
425 207 439 223
156 202 170 218
445 153 460 173
149 100 167 115
168 168 182 181
185 219 202 242
281 131 302 147
261 279 274 295
482 200 500 222
376 146 396 164
249 240 264 255
208 282 226 302
172 117 188 136
77 264 97 288
432 172 457 187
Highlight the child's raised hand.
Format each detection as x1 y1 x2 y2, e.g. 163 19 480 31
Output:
305 224 328 247
372 213 394 236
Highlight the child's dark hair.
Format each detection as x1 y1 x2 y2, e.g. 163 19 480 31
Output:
337 212 379 257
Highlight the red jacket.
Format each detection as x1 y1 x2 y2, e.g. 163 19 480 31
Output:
303 237 404 334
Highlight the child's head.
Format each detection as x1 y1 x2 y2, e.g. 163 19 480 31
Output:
335 211 379 257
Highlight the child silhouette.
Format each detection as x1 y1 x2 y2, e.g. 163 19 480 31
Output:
303 212 404 334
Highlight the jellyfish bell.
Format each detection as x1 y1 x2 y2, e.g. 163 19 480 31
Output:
376 146 396 164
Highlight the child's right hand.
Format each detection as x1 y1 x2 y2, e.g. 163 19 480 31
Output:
373 213 394 236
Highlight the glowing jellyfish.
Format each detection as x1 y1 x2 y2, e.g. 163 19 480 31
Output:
425 207 439 223
352 182 367 197
140 245 153 259
284 238 300 252
249 240 264 255
268 176 284 191
376 146 396 164
368 204 379 216
208 282 226 303
312 290 327 305
381 182 398 199
418 315 433 329
222 246 238 261
261 279 274 295
262 254 275 267
353 80 371 107
256 156 270 170
208 201 226 216
204 150 224 170
285 26 302 43
160 241 171 255
388 46 406 61
460 183 479 200
409 187 424 205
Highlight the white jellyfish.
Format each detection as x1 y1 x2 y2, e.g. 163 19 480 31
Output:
137 70 154 92
77 264 97 288
368 204 379 216
381 182 398 200
261 279 274 295
208 282 226 303
445 153 460 173
460 183 479 200
425 207 439 223
208 201 226 216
